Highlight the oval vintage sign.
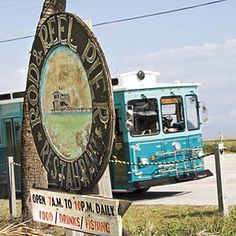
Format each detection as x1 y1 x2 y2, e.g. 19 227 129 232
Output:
26 13 114 193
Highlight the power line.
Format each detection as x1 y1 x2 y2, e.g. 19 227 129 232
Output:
0 35 34 44
0 0 228 45
93 0 227 27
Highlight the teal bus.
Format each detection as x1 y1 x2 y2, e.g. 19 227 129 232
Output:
0 91 24 195
110 71 211 192
0 71 211 195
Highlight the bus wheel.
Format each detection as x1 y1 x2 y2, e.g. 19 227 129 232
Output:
132 187 150 193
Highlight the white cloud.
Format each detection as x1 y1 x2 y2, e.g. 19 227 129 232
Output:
1 38 235 138
114 39 236 138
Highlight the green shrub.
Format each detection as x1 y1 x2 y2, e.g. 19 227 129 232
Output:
204 140 236 154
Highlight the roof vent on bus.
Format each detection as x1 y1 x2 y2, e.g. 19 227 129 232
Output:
111 78 119 86
0 93 11 100
137 70 145 80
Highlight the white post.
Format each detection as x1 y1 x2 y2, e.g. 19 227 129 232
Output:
7 156 17 218
214 143 228 216
97 166 113 198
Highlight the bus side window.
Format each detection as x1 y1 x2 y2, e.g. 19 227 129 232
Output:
115 109 123 135
0 128 2 145
161 96 185 133
14 121 21 147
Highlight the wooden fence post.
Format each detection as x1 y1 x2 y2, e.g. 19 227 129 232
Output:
214 143 229 216
7 156 17 218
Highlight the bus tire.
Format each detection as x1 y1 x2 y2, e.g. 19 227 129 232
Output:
132 187 150 193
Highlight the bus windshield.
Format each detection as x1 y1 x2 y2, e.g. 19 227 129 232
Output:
185 95 200 130
161 96 185 133
128 97 159 136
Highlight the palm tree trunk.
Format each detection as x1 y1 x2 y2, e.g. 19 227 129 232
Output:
21 0 66 221
37 0 67 32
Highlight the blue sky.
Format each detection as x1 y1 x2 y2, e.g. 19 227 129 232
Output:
0 0 235 138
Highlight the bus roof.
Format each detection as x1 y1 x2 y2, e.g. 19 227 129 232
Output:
0 91 24 105
111 71 200 92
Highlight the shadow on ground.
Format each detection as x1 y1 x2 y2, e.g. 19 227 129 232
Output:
113 190 191 202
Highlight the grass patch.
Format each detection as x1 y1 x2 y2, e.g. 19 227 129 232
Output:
0 200 21 221
123 205 236 236
1 200 236 235
204 139 236 154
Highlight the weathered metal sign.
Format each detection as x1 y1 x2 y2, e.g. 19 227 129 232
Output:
30 188 130 236
26 13 114 192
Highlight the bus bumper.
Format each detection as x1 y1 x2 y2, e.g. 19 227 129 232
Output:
132 169 213 189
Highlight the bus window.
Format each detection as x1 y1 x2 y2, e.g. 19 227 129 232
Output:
115 109 123 135
128 97 159 136
161 96 185 133
0 128 2 145
5 121 14 156
185 95 200 130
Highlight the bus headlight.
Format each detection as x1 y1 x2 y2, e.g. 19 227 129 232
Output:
172 142 181 150
197 149 203 157
140 158 149 166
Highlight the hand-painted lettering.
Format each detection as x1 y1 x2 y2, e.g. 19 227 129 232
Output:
32 194 46 205
28 12 114 193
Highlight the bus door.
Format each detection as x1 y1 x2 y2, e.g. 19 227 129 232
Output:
3 117 21 191
110 107 129 190
160 96 188 176
127 97 161 182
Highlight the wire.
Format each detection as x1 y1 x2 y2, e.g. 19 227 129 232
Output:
93 0 227 27
0 0 228 45
0 35 34 44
